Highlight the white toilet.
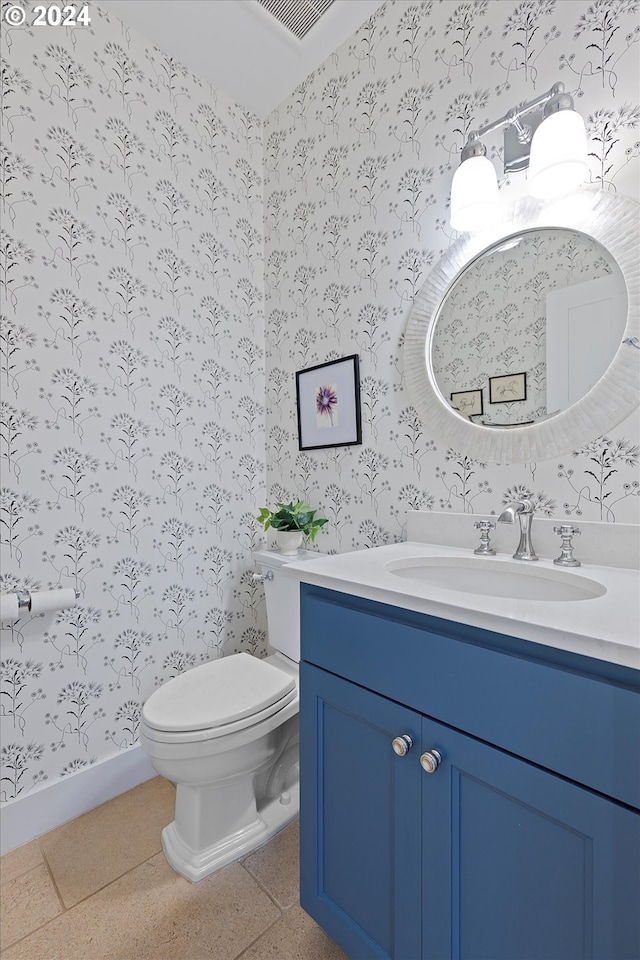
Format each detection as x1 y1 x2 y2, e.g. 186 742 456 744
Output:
140 548 319 882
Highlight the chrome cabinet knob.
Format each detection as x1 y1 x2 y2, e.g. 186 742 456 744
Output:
391 735 413 757
420 749 442 773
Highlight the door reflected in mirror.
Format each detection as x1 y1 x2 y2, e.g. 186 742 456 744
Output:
430 228 628 428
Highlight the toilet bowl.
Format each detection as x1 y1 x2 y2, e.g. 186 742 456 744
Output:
140 548 320 882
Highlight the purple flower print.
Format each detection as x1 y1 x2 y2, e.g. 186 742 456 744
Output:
316 383 338 428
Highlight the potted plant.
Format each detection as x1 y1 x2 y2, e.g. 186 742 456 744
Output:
257 500 328 555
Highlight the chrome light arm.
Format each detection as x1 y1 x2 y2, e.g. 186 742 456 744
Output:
464 82 565 152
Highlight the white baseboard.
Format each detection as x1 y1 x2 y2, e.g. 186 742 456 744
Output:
1 745 156 856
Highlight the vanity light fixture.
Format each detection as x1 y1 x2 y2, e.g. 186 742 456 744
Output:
450 82 588 232
527 89 589 199
449 139 501 234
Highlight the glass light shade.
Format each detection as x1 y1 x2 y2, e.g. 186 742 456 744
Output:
450 155 500 232
528 109 588 200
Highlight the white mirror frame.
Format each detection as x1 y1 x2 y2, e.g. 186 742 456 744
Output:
404 188 639 465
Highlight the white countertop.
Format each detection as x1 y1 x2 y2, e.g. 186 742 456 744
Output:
283 542 640 670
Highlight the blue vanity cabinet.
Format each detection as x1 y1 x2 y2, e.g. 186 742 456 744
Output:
300 662 422 960
299 584 640 960
422 716 640 960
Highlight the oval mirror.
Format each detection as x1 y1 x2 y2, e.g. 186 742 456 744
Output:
405 190 639 464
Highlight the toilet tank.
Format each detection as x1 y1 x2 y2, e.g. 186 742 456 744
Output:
252 548 324 662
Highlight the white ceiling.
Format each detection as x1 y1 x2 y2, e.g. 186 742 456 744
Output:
98 0 386 118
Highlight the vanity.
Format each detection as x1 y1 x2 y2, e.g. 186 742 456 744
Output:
286 543 640 960
284 185 639 959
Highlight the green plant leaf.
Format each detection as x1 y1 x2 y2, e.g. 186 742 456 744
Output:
256 499 328 538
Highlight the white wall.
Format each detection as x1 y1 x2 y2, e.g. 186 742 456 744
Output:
263 0 640 549
1 5 265 813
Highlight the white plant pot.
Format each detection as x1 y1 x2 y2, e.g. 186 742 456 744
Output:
274 530 304 556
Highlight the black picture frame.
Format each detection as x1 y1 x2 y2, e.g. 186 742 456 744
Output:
450 388 484 418
296 355 362 451
489 372 527 404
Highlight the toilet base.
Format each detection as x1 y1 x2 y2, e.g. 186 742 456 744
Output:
161 781 299 882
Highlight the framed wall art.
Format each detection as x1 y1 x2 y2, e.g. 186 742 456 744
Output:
489 372 527 404
296 355 362 451
450 388 483 418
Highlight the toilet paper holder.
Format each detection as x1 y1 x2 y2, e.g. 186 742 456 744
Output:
13 589 81 611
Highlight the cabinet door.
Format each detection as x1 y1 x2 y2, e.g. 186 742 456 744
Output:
422 718 640 960
300 662 422 960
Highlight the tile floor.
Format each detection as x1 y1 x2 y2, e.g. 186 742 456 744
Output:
0 777 348 960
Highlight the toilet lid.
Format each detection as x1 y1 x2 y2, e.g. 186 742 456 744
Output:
142 653 296 733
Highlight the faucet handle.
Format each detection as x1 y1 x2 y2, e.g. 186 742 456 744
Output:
473 520 496 556
554 524 581 538
553 525 581 567
474 520 496 531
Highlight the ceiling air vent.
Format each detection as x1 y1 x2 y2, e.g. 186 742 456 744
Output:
256 0 336 40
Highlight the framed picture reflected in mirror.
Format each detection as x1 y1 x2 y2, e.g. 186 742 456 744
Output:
450 388 483 418
489 372 527 404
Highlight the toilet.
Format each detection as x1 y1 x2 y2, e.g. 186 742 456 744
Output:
140 548 320 882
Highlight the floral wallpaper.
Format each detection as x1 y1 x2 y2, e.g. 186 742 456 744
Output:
1 0 639 814
263 0 640 550
1 3 265 803
432 228 618 425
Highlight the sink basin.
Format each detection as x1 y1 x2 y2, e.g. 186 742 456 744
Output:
385 556 607 602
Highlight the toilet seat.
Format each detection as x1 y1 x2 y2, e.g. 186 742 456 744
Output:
142 653 296 741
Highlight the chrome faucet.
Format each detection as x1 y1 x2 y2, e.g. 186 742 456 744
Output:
497 498 538 561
